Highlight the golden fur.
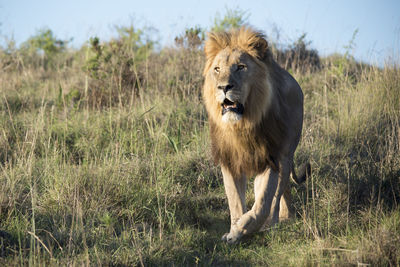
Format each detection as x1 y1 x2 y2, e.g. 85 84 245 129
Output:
202 27 309 243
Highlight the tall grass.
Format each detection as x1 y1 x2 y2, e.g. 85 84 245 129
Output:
0 27 399 266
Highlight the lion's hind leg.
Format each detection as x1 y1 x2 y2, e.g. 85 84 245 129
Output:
279 162 311 221
279 187 294 221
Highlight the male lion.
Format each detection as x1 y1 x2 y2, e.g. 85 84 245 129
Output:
202 27 310 244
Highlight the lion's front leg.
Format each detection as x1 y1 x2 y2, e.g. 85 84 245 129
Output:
220 165 247 242
224 168 278 243
225 164 290 244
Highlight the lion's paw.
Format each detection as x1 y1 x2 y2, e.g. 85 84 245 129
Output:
226 230 242 244
221 229 243 244
221 233 229 242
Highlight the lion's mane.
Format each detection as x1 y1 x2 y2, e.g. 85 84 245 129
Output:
203 27 290 177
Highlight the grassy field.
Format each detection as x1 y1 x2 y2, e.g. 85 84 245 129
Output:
0 24 399 266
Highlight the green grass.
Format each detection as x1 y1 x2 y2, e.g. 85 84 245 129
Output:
0 36 399 266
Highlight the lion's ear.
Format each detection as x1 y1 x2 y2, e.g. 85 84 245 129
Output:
204 33 220 61
251 34 268 60
237 27 269 60
203 32 230 76
204 32 229 61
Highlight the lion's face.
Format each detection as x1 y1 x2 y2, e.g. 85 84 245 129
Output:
203 28 273 127
207 48 259 123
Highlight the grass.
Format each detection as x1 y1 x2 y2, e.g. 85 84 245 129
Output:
0 30 399 266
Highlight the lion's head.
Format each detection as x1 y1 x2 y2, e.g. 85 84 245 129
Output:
203 27 274 127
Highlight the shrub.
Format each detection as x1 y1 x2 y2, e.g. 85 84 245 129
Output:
19 28 69 70
83 25 155 108
211 7 249 32
275 33 321 73
174 26 205 50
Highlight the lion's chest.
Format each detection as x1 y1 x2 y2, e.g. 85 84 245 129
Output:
210 126 274 177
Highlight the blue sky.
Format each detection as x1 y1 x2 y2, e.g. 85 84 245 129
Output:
1 0 399 66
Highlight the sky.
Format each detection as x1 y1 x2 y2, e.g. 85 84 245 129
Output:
1 0 399 66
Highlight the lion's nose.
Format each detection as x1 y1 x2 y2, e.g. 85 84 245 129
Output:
218 84 234 94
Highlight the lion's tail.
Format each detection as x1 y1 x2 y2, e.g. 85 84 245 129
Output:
291 162 311 185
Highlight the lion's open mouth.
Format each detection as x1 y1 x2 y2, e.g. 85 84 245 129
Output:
221 99 244 115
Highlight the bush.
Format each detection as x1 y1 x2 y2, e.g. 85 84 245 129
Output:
83 25 155 108
275 33 321 73
19 28 69 70
174 26 205 50
211 7 249 32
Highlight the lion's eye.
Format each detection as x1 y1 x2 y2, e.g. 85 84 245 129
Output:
214 67 220 74
237 64 246 71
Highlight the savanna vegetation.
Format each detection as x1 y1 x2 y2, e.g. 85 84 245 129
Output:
1 9 399 266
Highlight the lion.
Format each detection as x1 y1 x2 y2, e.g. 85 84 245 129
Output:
202 27 310 244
